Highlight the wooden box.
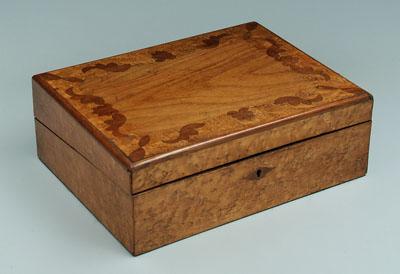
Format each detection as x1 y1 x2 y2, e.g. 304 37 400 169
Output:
32 22 373 255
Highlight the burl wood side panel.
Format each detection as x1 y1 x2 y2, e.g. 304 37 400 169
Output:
132 99 372 193
133 122 371 255
33 22 372 169
33 80 131 194
35 120 134 253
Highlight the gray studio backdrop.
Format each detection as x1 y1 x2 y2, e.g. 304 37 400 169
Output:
1 1 399 274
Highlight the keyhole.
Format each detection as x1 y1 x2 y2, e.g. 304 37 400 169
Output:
256 169 262 178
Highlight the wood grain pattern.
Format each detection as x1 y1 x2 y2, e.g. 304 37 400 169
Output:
131 99 372 193
35 120 134 253
32 22 372 181
32 22 373 256
133 122 371 255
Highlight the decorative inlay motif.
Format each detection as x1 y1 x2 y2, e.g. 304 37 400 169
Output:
65 87 105 105
316 85 364 95
243 22 258 39
227 107 255 121
129 135 150 161
40 72 83 83
65 88 132 140
163 123 205 144
151 51 176 62
81 62 131 73
200 33 228 48
274 94 323 106
265 36 331 81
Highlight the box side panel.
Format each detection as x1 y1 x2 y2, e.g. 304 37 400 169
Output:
132 99 372 193
32 79 131 194
35 120 134 254
133 121 371 255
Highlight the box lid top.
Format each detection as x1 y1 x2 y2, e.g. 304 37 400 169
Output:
33 22 371 171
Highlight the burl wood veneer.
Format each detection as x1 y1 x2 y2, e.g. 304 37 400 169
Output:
32 22 373 255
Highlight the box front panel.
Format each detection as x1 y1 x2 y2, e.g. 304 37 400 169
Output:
133 122 371 255
132 99 372 193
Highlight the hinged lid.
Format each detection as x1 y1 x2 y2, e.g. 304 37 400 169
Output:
33 22 373 194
